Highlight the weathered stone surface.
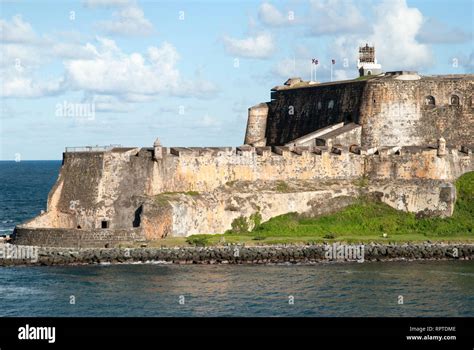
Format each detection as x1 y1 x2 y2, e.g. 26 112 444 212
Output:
267 74 473 148
0 243 472 266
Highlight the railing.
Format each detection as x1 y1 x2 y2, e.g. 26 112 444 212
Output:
65 145 122 153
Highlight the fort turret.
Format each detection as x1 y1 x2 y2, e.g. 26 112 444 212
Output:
153 138 163 160
244 102 269 146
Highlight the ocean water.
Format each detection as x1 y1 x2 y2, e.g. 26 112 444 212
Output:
0 161 473 317
0 161 61 236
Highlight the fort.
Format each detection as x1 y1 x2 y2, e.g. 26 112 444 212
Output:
12 45 474 248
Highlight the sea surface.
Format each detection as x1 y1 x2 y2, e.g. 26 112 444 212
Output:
0 161 473 317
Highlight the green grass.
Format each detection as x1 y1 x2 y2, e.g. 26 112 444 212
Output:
275 180 290 192
154 191 200 205
182 172 474 245
354 75 379 81
161 191 200 196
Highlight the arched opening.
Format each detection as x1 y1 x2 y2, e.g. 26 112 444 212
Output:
133 205 143 228
450 95 460 106
425 95 435 106
367 71 372 75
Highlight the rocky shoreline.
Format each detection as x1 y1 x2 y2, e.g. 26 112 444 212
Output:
0 242 472 266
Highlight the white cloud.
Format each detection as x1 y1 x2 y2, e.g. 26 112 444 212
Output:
63 37 217 100
0 17 217 101
321 0 433 73
1 75 63 98
97 5 154 36
258 2 291 27
0 43 43 70
309 0 368 35
222 32 275 59
0 15 38 43
0 16 95 71
369 0 432 70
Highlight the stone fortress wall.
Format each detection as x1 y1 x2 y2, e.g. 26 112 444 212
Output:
249 73 473 148
12 72 474 248
13 142 473 247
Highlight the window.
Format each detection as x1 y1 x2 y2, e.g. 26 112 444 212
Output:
317 101 322 110
328 100 334 109
425 95 435 106
101 220 109 229
450 95 460 106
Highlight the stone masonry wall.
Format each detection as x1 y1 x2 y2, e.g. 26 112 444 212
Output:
266 81 366 145
22 145 473 229
265 75 473 148
359 76 473 147
12 227 145 248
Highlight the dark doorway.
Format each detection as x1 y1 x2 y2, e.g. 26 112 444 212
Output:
451 95 460 106
133 205 143 228
101 220 109 229
344 113 353 124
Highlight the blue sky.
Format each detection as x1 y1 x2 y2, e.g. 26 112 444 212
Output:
1 0 472 160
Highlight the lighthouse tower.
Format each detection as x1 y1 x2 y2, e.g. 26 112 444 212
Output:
357 43 382 77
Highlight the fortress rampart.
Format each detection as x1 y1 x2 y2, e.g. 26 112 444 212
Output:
12 72 474 248
251 74 473 148
13 143 473 247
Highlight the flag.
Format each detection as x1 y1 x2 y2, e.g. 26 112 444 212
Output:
312 58 318 65
331 59 336 64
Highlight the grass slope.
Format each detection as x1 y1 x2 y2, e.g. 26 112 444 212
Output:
164 172 474 246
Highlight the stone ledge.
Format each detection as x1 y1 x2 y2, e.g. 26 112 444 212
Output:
1 243 472 266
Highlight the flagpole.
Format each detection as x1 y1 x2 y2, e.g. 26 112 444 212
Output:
330 61 333 82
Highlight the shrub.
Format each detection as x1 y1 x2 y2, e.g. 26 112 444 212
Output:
276 181 290 192
249 212 262 230
186 235 210 247
253 235 266 241
230 216 249 233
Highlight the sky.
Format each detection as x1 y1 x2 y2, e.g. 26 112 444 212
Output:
0 0 472 160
